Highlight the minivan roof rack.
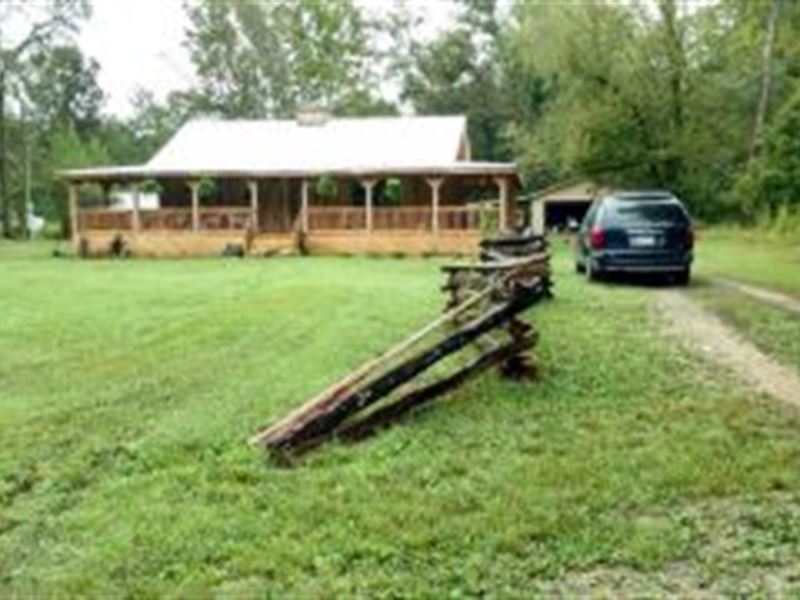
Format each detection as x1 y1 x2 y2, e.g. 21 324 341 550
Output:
613 190 675 201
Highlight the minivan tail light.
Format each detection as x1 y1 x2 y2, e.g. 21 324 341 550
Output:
589 227 606 249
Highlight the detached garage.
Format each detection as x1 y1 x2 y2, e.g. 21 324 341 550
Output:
531 181 609 234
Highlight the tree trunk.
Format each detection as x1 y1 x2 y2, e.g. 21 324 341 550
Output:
750 0 780 162
20 113 31 239
0 67 9 238
659 0 686 185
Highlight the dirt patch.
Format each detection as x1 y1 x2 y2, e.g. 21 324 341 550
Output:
713 278 800 316
656 290 800 408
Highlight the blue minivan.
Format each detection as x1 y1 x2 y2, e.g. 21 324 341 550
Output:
575 190 694 284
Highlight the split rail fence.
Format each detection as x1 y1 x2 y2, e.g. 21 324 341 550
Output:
250 233 552 456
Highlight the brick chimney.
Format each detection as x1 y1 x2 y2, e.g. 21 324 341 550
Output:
295 105 331 127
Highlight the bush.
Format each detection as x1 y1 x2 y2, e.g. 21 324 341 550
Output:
732 89 800 221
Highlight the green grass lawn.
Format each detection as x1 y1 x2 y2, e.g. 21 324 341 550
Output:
695 228 800 297
2 241 800 595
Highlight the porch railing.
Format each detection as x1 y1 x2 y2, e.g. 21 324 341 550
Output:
77 204 505 233
78 209 132 231
373 207 431 231
198 207 252 230
439 206 492 231
140 208 192 231
307 205 500 232
307 206 366 231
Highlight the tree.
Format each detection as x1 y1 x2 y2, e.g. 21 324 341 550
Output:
125 89 194 160
183 0 387 118
750 0 781 161
0 0 90 237
508 2 666 183
24 44 103 136
503 0 800 219
46 124 109 236
734 85 800 219
399 0 511 161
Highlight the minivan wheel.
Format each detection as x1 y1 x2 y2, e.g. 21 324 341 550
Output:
675 267 691 286
575 261 586 274
586 261 602 282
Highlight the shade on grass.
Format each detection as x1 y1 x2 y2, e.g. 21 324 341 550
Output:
1 242 800 595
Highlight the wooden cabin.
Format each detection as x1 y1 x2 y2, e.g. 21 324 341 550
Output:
60 112 523 257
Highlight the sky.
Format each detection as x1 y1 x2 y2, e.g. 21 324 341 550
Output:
78 0 461 118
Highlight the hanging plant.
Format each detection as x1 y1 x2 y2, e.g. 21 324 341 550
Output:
197 176 217 201
383 178 402 206
141 179 163 195
315 176 337 203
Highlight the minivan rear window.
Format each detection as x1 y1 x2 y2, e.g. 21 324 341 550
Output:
607 202 688 225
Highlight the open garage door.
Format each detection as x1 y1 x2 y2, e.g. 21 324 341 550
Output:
545 200 592 231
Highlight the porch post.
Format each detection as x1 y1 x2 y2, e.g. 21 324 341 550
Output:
361 179 376 232
132 182 141 233
101 182 112 207
495 176 510 231
68 183 79 241
426 177 444 233
248 180 259 231
189 181 200 232
301 179 309 233
532 199 545 235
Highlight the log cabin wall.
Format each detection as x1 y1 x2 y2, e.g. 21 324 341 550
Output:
77 230 480 257
258 178 298 232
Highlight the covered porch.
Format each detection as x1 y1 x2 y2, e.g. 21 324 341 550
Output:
64 165 524 257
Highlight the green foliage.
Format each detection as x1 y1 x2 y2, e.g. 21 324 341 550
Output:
733 87 800 219
382 178 402 205
141 179 163 196
125 89 194 162
506 0 800 218
0 1 93 237
46 125 110 234
314 176 337 201
24 44 104 136
197 176 217 201
478 201 498 235
184 0 387 118
399 0 511 161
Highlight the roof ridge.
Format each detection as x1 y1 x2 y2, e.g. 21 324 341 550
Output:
185 114 467 125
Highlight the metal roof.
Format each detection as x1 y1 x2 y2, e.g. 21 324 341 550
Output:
60 115 518 182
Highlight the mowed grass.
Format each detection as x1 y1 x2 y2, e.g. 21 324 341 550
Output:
695 228 800 297
2 241 800 595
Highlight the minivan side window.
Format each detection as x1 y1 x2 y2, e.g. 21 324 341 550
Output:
582 200 600 230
